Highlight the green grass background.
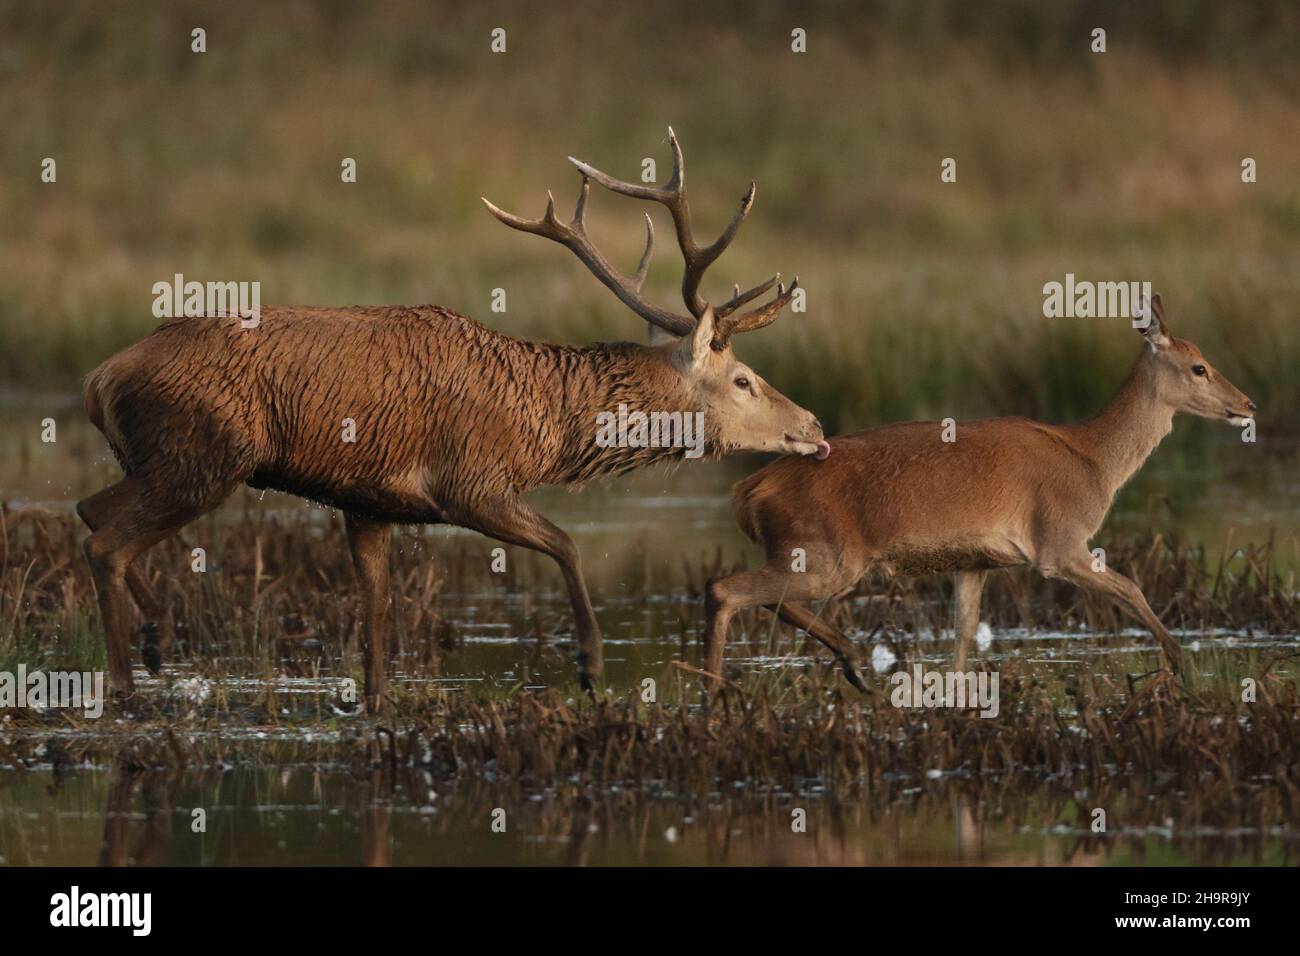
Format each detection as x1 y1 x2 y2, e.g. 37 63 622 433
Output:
1 0 1297 438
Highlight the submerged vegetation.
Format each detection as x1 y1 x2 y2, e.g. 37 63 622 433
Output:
3 654 1298 865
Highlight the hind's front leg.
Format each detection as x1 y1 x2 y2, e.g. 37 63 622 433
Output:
345 513 393 713
1042 548 1183 676
952 570 988 672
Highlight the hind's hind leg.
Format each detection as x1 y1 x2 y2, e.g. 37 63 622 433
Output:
703 554 859 682
84 475 236 695
770 601 867 692
77 480 173 669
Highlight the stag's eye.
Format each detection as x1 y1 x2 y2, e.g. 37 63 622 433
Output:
734 376 751 391
1192 365 1207 377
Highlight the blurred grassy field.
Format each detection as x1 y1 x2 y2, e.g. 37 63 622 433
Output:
1 0 1298 437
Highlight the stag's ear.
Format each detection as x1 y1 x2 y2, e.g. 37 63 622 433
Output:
1135 293 1172 351
675 304 718 369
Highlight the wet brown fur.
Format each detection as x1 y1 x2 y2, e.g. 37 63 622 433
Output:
80 304 819 709
87 306 716 518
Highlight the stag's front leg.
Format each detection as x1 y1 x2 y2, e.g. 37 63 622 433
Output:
345 513 393 713
464 498 603 690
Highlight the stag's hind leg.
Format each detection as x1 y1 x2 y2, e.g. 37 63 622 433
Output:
84 474 237 696
345 513 392 714
77 480 173 671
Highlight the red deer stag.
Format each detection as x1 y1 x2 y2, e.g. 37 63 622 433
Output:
705 296 1254 686
79 129 828 711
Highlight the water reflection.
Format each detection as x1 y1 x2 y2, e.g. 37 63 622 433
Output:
0 763 1277 867
99 763 173 866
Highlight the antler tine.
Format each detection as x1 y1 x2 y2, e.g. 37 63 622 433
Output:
571 176 588 226
486 134 789 342
570 127 757 319
714 274 779 318
569 179 655 293
481 186 693 337
631 213 655 293
713 276 799 347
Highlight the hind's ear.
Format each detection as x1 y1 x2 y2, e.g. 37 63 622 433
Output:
1135 293 1172 350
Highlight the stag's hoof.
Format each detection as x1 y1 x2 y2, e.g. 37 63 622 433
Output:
108 686 141 717
140 622 164 674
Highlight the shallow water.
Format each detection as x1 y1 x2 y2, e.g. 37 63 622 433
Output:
2 592 1296 865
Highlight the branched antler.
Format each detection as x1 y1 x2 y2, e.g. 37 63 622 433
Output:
482 178 691 336
485 128 796 347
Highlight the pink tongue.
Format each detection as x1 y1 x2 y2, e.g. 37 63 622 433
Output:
814 440 831 460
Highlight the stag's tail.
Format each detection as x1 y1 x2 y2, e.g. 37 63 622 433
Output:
82 360 129 471
82 364 107 434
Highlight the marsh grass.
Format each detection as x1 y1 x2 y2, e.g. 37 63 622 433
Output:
2 503 1295 860
0 506 1294 710
0 509 1294 686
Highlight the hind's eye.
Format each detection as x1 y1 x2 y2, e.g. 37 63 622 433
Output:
1192 365 1207 376
734 376 750 390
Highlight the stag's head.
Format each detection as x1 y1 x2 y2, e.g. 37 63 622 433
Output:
666 302 827 457
482 128 830 460
1137 294 1256 426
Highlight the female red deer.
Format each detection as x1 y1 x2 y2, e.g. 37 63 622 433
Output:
80 130 828 711
705 296 1255 687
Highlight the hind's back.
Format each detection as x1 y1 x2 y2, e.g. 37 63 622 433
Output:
732 417 1083 571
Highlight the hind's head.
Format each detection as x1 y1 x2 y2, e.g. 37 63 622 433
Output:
1137 294 1256 426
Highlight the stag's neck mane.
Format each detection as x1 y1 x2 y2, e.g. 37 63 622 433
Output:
539 341 714 486
1069 346 1175 499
